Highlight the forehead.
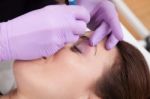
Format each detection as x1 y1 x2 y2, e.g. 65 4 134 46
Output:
83 31 119 69
96 39 119 68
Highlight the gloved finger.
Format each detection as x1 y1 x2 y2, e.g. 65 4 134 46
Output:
72 20 87 35
89 22 111 46
105 34 119 50
69 5 90 23
64 33 79 44
43 44 64 57
107 18 123 40
88 13 104 31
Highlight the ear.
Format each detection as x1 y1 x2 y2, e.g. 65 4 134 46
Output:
78 91 101 99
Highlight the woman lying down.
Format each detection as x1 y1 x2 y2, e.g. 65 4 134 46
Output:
0 32 150 99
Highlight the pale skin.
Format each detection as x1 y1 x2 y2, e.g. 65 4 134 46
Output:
0 32 119 99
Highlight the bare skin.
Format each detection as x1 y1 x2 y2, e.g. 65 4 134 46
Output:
0 33 119 99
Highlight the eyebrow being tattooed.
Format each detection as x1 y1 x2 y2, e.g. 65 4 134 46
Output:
80 36 97 56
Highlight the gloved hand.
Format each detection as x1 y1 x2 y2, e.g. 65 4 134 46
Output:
0 5 90 61
77 0 123 49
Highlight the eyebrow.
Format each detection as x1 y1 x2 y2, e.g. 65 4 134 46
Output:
80 36 89 40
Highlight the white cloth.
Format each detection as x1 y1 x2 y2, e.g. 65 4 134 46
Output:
0 61 16 95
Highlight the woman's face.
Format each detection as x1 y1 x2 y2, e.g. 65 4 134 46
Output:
13 34 119 99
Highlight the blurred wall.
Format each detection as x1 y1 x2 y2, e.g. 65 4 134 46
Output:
119 0 150 40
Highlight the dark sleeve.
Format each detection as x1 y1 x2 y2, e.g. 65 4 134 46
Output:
65 0 69 5
26 0 58 12
0 0 62 22
0 0 28 22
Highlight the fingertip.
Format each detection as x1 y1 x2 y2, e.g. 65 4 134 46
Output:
105 43 114 50
89 37 98 46
73 21 87 35
65 32 79 43
89 22 110 46
105 41 118 50
105 34 119 50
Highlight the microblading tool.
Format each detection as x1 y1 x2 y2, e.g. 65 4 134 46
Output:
68 0 77 5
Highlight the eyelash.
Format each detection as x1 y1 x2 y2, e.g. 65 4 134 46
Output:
71 45 82 54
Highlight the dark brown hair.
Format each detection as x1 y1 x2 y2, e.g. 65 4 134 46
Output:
95 41 150 99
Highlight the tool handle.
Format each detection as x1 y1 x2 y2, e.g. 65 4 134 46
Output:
68 0 77 5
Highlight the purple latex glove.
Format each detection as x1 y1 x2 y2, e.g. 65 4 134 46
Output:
0 5 90 61
78 0 123 49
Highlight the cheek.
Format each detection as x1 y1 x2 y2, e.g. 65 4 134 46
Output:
13 46 101 98
48 55 96 96
13 59 58 96
13 59 45 80
13 60 46 91
13 57 94 98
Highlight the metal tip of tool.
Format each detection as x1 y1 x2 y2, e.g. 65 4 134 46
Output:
95 45 98 56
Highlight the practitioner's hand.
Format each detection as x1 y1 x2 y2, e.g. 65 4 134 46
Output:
0 5 90 61
78 0 123 49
